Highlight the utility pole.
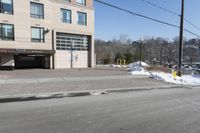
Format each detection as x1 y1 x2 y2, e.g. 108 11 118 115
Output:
139 38 143 67
177 0 184 76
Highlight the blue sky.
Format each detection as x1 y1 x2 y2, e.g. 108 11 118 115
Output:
94 0 200 41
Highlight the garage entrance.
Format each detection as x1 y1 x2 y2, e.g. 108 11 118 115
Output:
14 55 50 69
55 33 90 68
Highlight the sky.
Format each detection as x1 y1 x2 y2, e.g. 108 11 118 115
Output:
94 0 200 41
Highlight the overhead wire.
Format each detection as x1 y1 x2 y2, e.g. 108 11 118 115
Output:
94 0 200 38
139 0 200 33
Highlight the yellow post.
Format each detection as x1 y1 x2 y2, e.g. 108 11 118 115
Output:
124 60 126 66
172 69 177 79
117 59 119 65
120 59 122 66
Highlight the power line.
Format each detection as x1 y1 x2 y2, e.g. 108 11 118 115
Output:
140 0 180 16
94 0 200 38
94 0 179 28
139 0 200 33
185 19 200 31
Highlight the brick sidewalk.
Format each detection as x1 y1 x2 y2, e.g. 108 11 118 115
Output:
0 67 172 96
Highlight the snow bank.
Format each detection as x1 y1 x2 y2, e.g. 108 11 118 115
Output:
129 61 200 85
150 72 200 85
128 61 149 68
111 64 121 68
127 61 150 72
130 67 151 76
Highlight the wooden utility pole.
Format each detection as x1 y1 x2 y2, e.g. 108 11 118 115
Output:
177 0 184 76
140 38 143 67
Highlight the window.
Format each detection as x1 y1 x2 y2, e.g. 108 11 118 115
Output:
56 33 89 51
61 9 71 23
0 0 13 14
0 23 14 40
77 12 87 26
30 2 44 19
31 27 44 43
76 0 86 5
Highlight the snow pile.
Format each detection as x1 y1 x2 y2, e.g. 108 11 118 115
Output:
127 61 151 75
111 64 121 68
129 61 200 85
130 67 151 76
111 64 127 68
150 72 200 85
127 61 149 71
128 61 149 68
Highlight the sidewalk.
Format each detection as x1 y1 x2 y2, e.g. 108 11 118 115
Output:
0 67 184 103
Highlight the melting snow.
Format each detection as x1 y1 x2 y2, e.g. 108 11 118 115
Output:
129 61 200 85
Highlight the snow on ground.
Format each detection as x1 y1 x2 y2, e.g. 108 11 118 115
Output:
130 67 151 76
127 61 149 71
111 64 127 68
129 61 200 85
128 61 149 68
150 72 200 85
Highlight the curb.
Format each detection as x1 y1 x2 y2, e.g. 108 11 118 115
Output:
0 85 194 103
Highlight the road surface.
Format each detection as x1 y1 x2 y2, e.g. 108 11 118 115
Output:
0 87 200 133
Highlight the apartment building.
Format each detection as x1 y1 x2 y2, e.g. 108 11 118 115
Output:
0 0 95 70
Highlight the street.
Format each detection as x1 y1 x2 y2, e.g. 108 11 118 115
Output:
0 87 200 133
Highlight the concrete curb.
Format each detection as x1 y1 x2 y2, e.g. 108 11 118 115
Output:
0 85 195 103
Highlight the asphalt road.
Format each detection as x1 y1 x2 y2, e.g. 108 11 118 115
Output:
1 87 200 133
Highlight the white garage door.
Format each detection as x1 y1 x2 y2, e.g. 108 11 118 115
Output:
55 33 89 68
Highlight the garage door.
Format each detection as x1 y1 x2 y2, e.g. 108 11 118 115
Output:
55 33 89 68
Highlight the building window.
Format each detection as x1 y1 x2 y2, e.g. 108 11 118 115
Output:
77 12 87 26
30 2 44 19
0 23 14 41
0 0 13 14
76 0 86 5
61 9 71 24
31 27 44 43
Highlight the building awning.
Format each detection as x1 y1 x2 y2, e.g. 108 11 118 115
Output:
0 49 55 55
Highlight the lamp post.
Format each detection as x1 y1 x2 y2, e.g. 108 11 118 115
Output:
177 0 184 76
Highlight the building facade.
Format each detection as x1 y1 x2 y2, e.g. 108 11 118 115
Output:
0 0 95 70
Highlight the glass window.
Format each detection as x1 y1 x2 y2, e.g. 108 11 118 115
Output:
0 0 13 14
56 33 89 51
77 12 87 26
31 27 44 43
61 9 71 23
76 0 86 5
0 23 14 40
30 2 44 19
